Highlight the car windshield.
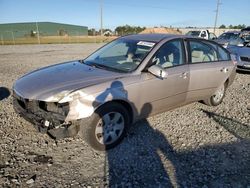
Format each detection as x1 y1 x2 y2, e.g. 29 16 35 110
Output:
84 38 155 72
218 33 239 40
228 38 244 46
186 31 200 37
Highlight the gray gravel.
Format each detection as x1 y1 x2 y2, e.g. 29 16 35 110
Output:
0 44 249 188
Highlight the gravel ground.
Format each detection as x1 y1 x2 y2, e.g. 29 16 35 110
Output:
0 44 249 188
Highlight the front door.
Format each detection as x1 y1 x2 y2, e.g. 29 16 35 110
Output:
139 39 190 117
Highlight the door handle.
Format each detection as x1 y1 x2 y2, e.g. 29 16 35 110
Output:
180 72 188 79
220 67 229 73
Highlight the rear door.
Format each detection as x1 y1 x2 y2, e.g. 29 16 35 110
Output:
186 39 233 102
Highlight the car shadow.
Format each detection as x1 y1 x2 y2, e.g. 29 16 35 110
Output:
201 109 250 140
0 87 11 101
105 102 177 187
104 83 250 187
104 108 250 187
92 80 250 187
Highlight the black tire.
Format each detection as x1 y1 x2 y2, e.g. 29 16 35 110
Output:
79 102 130 151
203 83 226 106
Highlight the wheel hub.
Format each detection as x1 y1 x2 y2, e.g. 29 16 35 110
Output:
213 85 225 103
95 112 125 145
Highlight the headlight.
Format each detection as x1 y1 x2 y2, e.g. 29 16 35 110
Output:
39 101 69 116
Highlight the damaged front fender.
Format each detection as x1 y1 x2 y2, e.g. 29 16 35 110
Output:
58 82 128 122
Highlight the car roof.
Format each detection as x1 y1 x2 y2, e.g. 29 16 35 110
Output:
120 33 183 43
223 31 241 34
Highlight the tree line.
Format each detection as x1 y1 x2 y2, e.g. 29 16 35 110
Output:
219 24 248 29
88 25 146 36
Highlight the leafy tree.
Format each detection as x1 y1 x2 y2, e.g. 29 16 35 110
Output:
237 24 246 29
226 24 246 29
88 28 96 36
219 24 226 29
58 29 67 36
115 25 145 36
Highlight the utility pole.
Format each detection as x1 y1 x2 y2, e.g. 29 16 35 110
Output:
36 22 41 44
213 0 221 34
11 31 15 45
1 35 4 45
100 0 103 36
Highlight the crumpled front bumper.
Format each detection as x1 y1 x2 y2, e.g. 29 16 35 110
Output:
13 93 80 139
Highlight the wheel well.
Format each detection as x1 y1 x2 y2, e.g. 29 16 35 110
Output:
225 78 229 89
113 100 133 124
97 100 134 124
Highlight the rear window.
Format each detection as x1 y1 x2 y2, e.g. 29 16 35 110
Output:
218 32 240 40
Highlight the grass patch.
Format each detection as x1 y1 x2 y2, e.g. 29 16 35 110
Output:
0 36 117 45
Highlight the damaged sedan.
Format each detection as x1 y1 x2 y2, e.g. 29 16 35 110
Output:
13 34 236 150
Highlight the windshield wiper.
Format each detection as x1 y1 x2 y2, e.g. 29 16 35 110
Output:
84 61 127 73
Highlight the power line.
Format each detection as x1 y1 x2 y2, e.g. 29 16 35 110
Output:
91 0 212 12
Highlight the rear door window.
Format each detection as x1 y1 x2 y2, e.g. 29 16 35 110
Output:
189 40 219 63
212 44 231 61
204 41 231 61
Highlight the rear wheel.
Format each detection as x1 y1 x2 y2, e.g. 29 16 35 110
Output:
79 102 130 151
203 83 226 106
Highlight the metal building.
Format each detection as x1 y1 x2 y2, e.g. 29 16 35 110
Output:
0 22 88 40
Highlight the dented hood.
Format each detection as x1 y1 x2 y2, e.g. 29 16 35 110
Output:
13 61 125 101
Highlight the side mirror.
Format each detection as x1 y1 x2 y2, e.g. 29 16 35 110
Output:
148 65 168 79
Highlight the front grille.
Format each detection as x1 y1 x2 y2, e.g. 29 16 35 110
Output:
240 56 250 62
237 65 250 69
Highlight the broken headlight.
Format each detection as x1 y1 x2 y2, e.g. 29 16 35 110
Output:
39 101 69 116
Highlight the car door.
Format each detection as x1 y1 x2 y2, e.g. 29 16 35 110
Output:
186 39 233 102
139 39 190 117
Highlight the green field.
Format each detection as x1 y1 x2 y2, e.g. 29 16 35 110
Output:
0 36 117 45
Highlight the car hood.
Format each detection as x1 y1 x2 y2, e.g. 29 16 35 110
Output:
228 46 250 57
13 61 125 101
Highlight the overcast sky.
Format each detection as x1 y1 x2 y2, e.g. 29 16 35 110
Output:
0 0 249 29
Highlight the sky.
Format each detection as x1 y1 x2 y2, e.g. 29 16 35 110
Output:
0 0 249 30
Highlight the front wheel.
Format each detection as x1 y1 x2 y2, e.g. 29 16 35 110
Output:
203 83 226 106
79 102 130 151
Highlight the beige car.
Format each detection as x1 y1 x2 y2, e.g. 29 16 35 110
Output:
13 34 236 150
